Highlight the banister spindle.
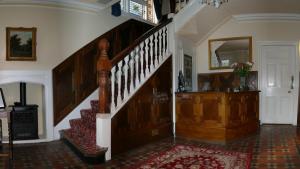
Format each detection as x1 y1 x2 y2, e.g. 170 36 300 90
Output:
145 38 150 76
166 27 170 56
135 47 140 86
154 32 159 67
123 55 130 98
149 35 154 72
97 38 112 114
159 29 163 63
162 26 166 58
117 61 123 106
140 42 145 80
130 51 135 92
110 66 116 111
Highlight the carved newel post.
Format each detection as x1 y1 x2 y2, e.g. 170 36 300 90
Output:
97 38 112 114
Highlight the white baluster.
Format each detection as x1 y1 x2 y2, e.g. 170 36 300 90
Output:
159 29 163 63
145 38 150 76
154 32 159 67
140 42 145 80
135 47 140 86
123 55 129 98
117 61 123 106
166 26 169 55
149 35 154 72
162 26 166 58
129 51 135 92
110 66 116 111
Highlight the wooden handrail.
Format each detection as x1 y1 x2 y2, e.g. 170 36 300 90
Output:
111 18 172 65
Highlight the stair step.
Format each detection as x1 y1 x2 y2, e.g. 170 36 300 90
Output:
80 109 96 129
90 100 99 113
62 129 107 163
69 119 95 137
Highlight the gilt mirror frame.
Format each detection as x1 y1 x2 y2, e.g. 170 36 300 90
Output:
208 36 252 70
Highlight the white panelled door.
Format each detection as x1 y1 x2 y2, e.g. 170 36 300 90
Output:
260 44 298 125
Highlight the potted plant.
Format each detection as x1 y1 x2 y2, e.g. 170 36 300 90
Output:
231 62 253 90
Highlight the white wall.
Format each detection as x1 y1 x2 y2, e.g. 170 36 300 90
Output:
0 5 128 70
195 19 300 74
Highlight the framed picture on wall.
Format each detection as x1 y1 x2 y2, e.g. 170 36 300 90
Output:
184 54 193 91
6 27 37 61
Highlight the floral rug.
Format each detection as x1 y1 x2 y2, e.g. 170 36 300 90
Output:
135 145 251 169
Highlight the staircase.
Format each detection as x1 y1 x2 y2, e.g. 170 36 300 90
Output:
59 18 174 163
62 100 107 163
57 0 200 163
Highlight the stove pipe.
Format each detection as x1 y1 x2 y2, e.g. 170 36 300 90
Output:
20 82 26 106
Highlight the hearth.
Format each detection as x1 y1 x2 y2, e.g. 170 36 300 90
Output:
12 82 39 140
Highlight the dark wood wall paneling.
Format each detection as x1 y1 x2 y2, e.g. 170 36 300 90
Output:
198 71 258 92
53 20 153 125
111 58 173 156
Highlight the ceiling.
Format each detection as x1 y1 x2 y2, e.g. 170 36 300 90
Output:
177 0 300 44
0 0 120 12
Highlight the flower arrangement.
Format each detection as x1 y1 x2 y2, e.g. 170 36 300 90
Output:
231 62 253 77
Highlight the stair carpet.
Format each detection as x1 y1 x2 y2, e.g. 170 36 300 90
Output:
62 100 107 162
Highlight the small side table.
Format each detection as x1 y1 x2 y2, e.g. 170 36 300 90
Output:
0 108 13 168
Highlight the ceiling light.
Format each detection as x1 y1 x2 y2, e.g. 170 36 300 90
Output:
201 0 228 8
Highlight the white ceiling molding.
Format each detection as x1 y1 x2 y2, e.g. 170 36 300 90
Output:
0 0 119 12
233 13 300 22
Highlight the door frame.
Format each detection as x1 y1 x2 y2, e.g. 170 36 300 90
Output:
258 41 299 125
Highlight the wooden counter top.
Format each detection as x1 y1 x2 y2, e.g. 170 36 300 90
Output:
176 91 259 143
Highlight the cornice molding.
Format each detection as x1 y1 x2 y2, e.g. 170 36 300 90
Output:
233 13 300 22
0 0 119 12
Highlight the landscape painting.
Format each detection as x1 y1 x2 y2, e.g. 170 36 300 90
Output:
6 27 36 61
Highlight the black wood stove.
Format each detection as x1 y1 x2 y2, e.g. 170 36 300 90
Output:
12 83 39 140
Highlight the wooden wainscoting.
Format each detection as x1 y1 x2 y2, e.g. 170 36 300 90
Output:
111 58 173 156
176 91 259 143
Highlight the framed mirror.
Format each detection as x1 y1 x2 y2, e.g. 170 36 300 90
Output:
209 36 252 70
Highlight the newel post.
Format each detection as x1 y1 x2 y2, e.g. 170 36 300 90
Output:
97 38 112 114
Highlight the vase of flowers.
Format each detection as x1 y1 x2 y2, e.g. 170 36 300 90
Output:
231 62 253 90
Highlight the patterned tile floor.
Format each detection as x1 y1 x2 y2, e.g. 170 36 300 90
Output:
0 125 300 169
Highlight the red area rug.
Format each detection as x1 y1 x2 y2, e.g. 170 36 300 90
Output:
135 145 251 169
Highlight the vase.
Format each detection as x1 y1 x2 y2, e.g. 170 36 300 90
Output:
239 76 247 91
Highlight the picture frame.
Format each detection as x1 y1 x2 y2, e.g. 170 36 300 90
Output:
6 27 37 61
184 54 193 91
0 88 6 109
208 36 252 70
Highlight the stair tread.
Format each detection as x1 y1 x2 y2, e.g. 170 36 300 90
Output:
69 119 95 137
90 100 99 113
63 129 106 157
80 109 96 128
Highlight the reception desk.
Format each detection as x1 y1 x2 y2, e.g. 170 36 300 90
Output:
176 91 259 143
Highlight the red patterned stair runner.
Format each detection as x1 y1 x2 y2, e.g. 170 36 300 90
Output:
63 100 107 157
